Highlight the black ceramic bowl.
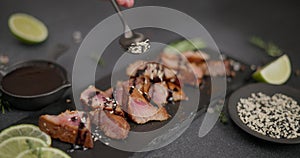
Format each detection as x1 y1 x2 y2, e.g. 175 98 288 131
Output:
0 60 71 110
228 83 300 144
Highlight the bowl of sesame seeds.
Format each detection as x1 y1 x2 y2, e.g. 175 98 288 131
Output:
228 83 300 144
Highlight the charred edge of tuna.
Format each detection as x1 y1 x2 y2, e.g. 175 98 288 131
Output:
75 112 89 145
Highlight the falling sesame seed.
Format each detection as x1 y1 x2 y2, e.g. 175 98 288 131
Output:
72 31 82 43
66 99 72 103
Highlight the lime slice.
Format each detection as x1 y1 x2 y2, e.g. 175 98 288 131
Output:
0 124 51 146
8 13 48 44
252 54 291 85
0 136 48 158
16 147 70 158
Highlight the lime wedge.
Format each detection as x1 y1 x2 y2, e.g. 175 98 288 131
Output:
16 147 70 158
0 136 48 158
252 54 291 85
0 124 51 146
8 13 48 44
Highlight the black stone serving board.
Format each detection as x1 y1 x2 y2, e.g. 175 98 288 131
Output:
0 56 252 157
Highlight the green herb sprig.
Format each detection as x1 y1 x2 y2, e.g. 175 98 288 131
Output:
0 97 11 114
215 105 228 124
219 112 228 124
208 104 228 124
249 36 283 57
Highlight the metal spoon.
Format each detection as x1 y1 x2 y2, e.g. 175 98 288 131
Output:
110 0 150 54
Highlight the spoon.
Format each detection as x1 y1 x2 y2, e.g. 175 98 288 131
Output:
110 0 150 54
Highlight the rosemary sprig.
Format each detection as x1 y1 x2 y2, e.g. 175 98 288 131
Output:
249 36 283 57
215 105 228 124
0 97 11 114
219 112 228 124
208 103 228 124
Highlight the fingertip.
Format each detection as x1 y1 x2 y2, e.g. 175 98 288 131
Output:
126 0 134 8
117 0 134 8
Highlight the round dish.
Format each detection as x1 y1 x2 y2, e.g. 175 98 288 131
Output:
0 60 71 110
228 83 300 144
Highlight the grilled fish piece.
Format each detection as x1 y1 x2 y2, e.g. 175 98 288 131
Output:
159 52 200 86
127 89 170 124
148 82 187 105
80 85 124 117
90 109 130 139
160 51 233 85
39 110 93 148
126 60 176 82
182 50 210 63
113 79 171 124
80 86 130 139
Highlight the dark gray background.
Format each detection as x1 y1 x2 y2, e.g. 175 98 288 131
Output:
1 0 300 157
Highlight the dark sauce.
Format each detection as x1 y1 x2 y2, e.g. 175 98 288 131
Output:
75 113 88 145
68 144 87 152
70 116 78 122
129 68 147 94
68 113 89 152
1 66 64 96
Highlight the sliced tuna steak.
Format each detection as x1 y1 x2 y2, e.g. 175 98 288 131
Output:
39 110 93 148
80 86 129 139
126 61 176 81
81 85 124 117
90 109 130 139
127 88 170 124
159 52 199 86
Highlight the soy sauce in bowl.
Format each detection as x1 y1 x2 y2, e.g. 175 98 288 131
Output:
2 66 64 96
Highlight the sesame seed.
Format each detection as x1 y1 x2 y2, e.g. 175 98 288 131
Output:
237 93 300 139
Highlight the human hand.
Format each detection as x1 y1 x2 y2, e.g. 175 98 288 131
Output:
116 0 134 7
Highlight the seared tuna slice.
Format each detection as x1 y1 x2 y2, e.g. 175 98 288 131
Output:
80 85 107 109
165 82 188 102
80 86 130 139
127 88 170 124
126 61 176 81
159 52 200 86
80 85 124 117
90 109 130 139
148 82 168 105
39 110 93 148
113 77 170 124
182 50 210 63
148 82 187 105
114 81 130 108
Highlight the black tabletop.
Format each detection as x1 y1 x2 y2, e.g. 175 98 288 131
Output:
1 0 300 157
